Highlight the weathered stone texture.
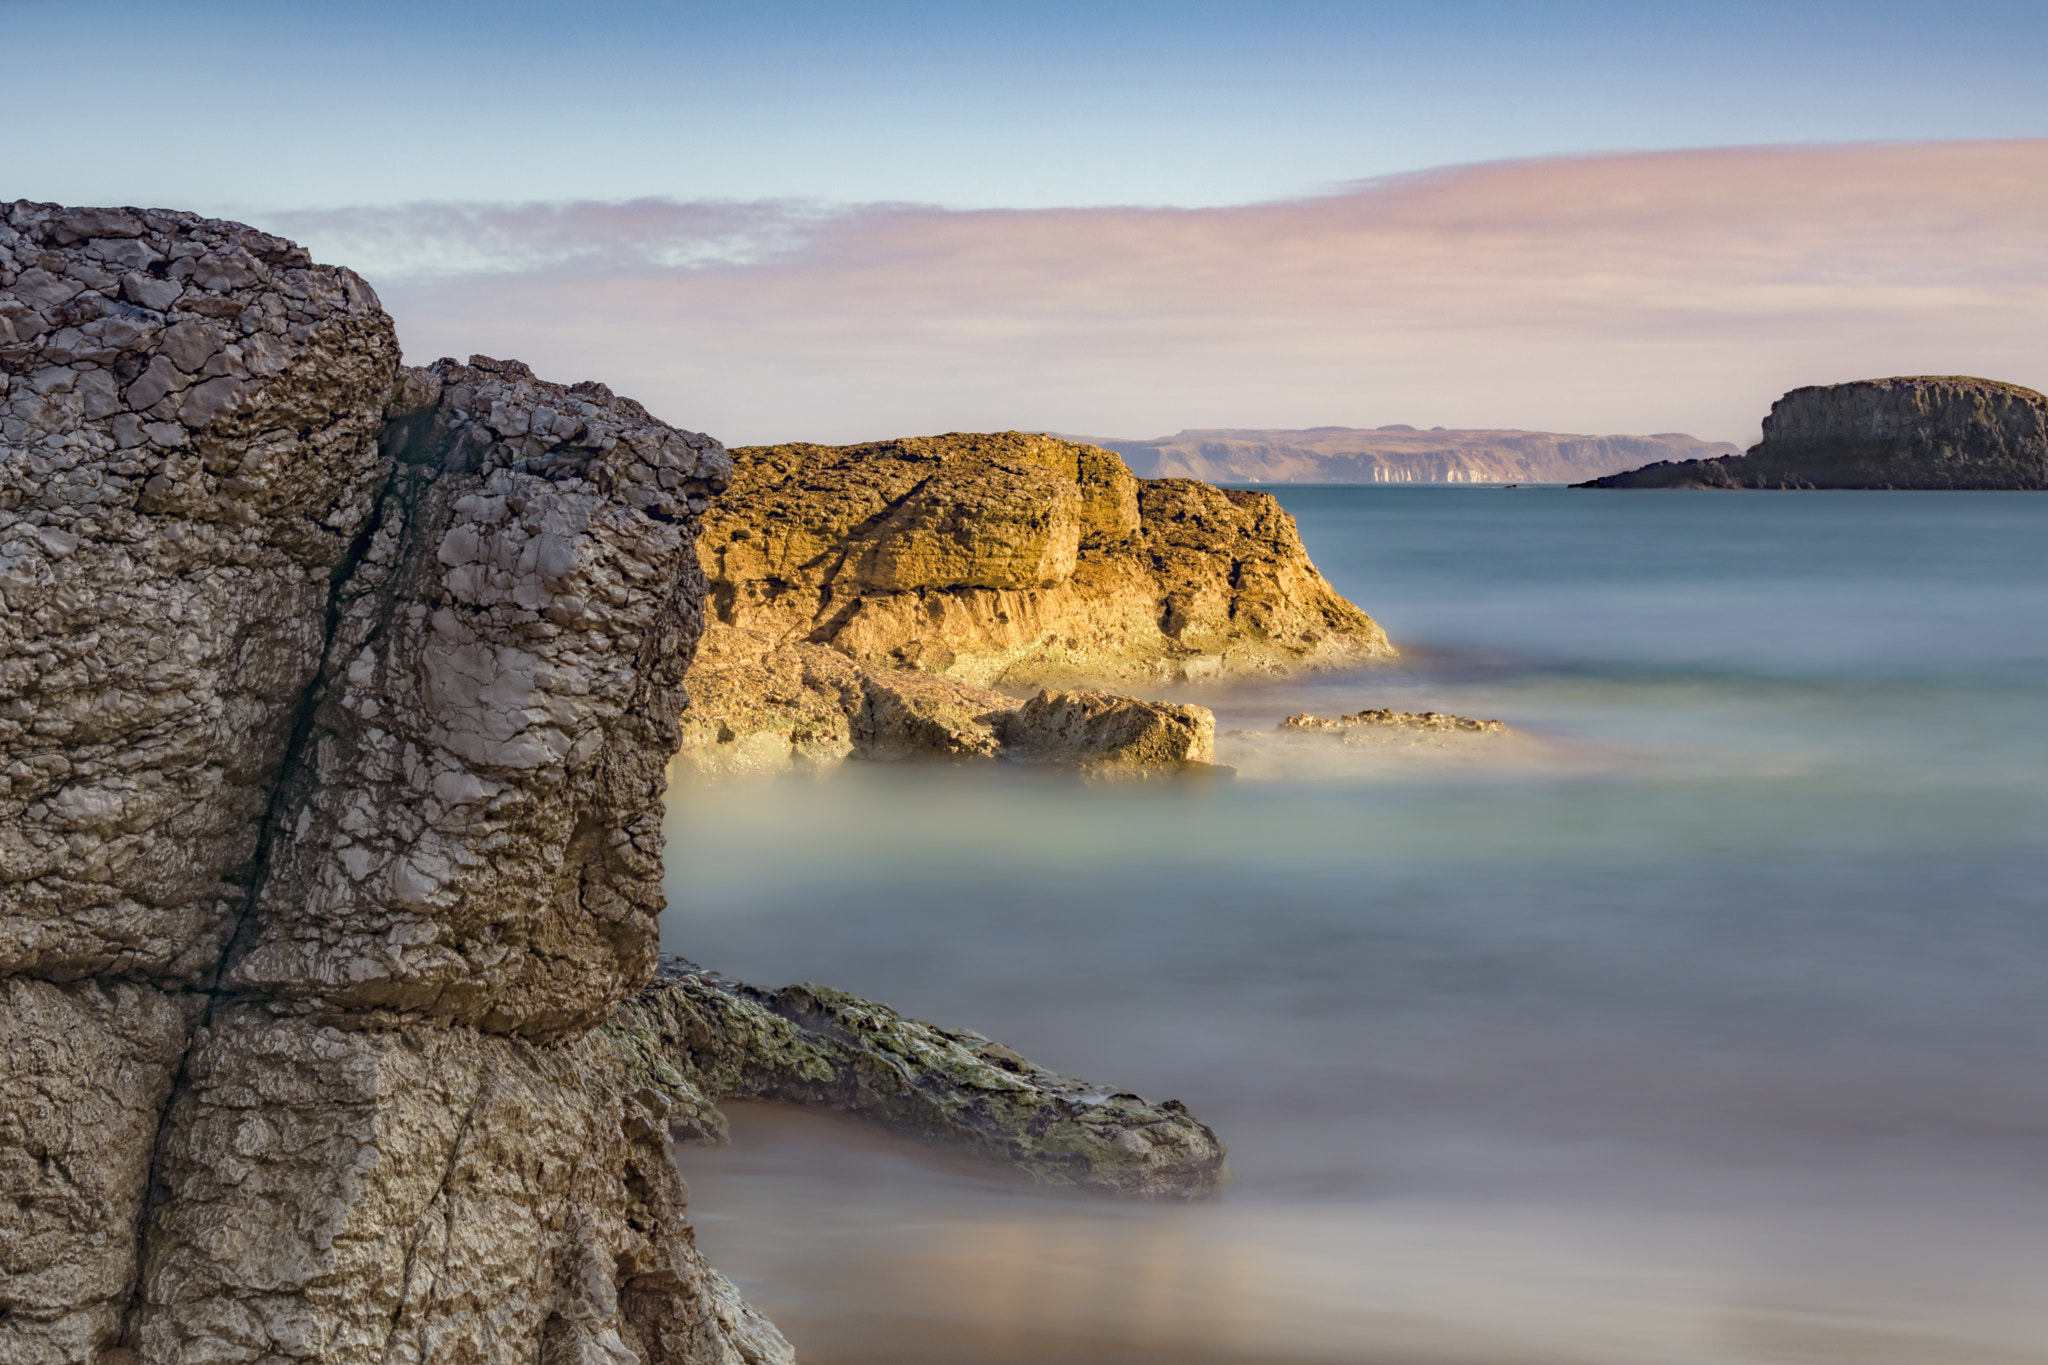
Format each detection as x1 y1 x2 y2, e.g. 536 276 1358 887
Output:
1281 707 1505 734
225 357 729 1038
0 978 195 1365
0 201 397 985
132 1011 781 1365
1581 376 2048 490
1 207 785 1365
999 688 1217 777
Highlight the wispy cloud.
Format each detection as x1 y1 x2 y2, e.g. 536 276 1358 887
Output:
263 141 2048 446
267 198 842 280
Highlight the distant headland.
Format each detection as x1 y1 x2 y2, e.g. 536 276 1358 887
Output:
1064 427 1738 485
1579 377 2048 490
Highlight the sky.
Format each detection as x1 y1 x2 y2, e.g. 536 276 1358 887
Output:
6 0 2047 444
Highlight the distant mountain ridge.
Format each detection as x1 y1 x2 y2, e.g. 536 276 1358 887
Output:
1062 426 1741 484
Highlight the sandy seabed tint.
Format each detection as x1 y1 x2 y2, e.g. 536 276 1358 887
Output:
667 487 2048 1365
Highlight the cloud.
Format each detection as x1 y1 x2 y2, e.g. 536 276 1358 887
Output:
266 141 2048 446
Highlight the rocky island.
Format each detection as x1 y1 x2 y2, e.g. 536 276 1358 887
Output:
0 203 1228 1365
1579 377 2048 490
679 431 1391 774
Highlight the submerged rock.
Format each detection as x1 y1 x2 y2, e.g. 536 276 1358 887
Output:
1281 708 1506 734
609 960 1229 1200
679 431 1390 773
1580 376 2048 490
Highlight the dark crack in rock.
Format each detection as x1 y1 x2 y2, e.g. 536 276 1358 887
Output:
0 204 788 1365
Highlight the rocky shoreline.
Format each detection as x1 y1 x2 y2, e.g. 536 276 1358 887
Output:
0 203 1238 1365
677 431 1391 776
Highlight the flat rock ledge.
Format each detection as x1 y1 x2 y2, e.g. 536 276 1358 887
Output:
1281 708 1506 734
608 959 1229 1200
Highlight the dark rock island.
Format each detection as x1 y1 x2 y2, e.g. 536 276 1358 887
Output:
1579 377 2048 489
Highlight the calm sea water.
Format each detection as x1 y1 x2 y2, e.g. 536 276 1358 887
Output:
662 486 2048 1365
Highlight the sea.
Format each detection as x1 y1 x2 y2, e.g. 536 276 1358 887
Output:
660 485 2048 1365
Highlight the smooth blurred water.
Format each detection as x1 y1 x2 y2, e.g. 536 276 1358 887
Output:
661 486 2048 1365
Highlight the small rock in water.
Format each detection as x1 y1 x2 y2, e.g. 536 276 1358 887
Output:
1280 708 1507 734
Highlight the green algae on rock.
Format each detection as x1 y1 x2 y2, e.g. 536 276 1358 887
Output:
607 959 1230 1200
1580 377 2048 490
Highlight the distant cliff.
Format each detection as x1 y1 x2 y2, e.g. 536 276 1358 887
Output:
1581 378 2048 490
1070 427 1739 484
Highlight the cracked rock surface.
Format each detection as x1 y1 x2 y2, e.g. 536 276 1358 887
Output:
1 204 785 1365
681 431 1388 773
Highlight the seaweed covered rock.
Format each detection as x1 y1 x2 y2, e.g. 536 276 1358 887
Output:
1581 377 2048 490
609 960 1228 1200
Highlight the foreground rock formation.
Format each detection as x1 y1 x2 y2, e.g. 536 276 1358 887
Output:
2 204 1236 1364
0 202 779 1364
1580 377 2048 490
681 431 1389 773
1082 425 1740 484
610 961 1227 1199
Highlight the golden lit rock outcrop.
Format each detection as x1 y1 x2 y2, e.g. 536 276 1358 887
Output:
681 431 1390 773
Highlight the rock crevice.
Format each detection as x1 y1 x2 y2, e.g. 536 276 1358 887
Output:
1 202 783 1365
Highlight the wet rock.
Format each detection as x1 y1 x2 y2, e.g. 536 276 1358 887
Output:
1580 376 2048 489
1281 707 1506 734
610 960 1229 1200
0 978 195 1364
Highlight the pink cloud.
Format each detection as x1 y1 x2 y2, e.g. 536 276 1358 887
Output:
275 141 2048 446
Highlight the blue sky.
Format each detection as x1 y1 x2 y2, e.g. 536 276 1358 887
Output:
7 2 2044 442
7 0 2048 213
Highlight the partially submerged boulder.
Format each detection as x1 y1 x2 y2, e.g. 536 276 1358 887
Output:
1580 376 2048 489
1003 688 1219 776
608 960 1229 1200
677 656 1225 779
1282 707 1505 734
